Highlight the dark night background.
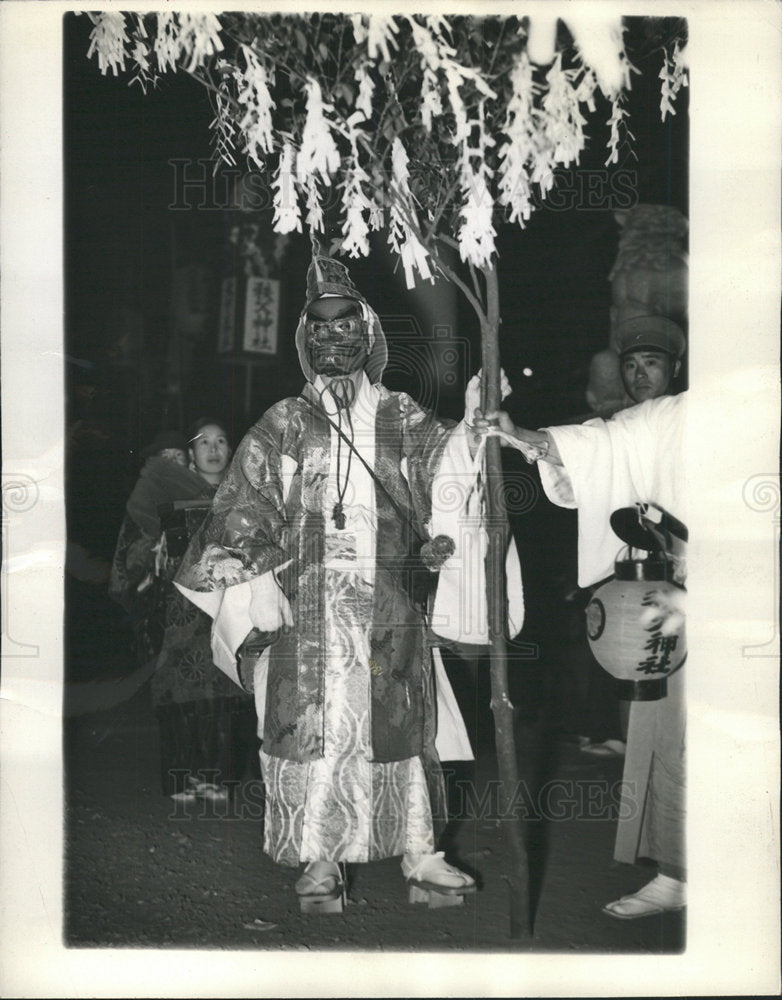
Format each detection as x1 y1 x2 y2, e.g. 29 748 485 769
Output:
64 12 688 711
58 13 693 954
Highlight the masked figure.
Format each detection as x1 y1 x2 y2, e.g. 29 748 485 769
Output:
176 254 522 911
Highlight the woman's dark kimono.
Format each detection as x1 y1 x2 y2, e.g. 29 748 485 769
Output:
109 456 254 796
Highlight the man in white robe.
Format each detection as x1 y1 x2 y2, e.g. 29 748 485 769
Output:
474 314 687 920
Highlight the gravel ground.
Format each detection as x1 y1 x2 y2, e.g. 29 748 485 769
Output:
64 684 685 955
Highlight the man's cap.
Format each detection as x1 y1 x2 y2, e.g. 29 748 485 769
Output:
614 315 686 359
141 429 188 459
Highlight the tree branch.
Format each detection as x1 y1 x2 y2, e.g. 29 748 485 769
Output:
434 234 487 317
432 240 487 321
424 172 463 243
486 17 508 79
467 255 483 308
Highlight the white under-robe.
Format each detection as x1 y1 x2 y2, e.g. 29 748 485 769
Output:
178 373 525 865
538 393 686 873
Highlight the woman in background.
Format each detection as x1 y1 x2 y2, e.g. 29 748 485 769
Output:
109 429 192 670
110 419 255 802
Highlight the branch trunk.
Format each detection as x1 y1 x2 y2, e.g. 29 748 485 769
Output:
480 263 531 939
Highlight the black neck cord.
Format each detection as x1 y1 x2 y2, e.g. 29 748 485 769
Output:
320 378 355 530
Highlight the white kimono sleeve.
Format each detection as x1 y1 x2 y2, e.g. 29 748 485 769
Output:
175 570 292 688
538 394 685 587
429 421 525 644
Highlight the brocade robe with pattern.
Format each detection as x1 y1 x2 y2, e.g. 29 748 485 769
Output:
176 374 475 865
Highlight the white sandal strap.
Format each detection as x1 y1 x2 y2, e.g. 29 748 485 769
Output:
402 852 470 885
402 851 445 881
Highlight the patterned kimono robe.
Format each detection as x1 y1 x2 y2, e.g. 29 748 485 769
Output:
176 373 478 866
109 458 241 706
110 457 250 796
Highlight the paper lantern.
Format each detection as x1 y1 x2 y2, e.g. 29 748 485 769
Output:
585 553 686 701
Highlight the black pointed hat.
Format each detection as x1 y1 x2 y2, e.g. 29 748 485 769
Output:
304 254 364 309
304 233 365 310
